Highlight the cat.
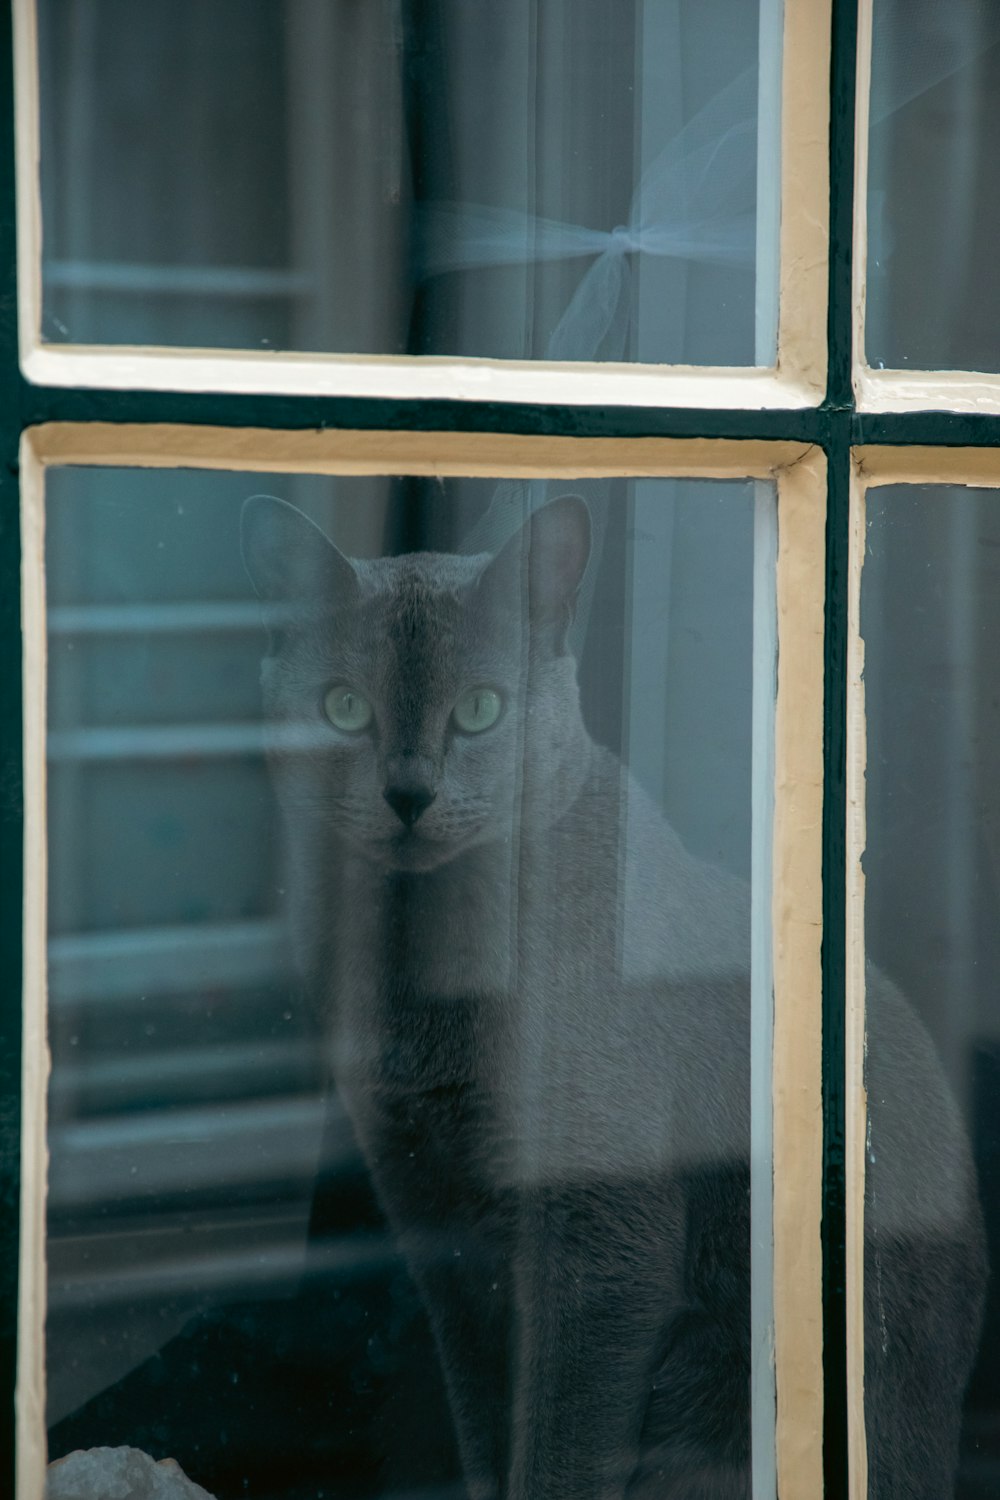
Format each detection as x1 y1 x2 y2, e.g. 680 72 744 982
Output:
242 491 986 1500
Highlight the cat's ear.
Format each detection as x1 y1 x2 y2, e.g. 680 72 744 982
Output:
480 494 591 650
241 496 359 628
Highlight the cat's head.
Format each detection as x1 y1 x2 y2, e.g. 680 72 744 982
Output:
242 493 592 872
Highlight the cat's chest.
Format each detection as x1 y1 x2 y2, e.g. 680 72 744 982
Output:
330 968 520 1189
326 843 600 999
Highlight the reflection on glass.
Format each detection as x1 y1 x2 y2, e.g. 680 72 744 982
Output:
37 0 768 365
862 486 995 1498
867 0 1000 371
45 470 759 1497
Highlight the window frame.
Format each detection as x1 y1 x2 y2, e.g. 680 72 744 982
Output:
842 448 1000 1499
15 427 828 1500
851 0 1000 416
12 0 832 406
7 2 999 1499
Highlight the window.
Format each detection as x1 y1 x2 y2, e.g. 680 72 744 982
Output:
3 2 998 1498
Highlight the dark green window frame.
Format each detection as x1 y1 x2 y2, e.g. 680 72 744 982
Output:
5 0 1000 1494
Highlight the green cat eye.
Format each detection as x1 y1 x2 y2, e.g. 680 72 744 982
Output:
453 687 502 735
323 685 373 733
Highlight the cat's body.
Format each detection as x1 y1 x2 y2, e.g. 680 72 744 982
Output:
244 494 985 1500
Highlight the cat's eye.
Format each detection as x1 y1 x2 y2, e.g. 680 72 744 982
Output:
323 685 373 734
452 687 503 735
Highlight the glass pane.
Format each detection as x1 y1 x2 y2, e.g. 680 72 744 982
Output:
36 0 775 365
862 485 998 1497
866 0 1000 371
44 466 765 1498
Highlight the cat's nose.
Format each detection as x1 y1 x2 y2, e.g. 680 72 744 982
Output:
383 782 437 828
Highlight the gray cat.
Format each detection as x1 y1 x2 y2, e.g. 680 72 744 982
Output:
242 492 985 1500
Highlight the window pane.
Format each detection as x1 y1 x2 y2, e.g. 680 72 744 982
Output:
861 485 996 1495
44 466 764 1497
866 0 1000 371
36 0 774 365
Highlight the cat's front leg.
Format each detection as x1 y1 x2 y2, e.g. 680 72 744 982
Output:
505 1179 684 1500
401 1244 511 1500
349 1081 515 1500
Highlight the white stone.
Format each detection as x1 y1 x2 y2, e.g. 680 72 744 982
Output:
46 1446 218 1500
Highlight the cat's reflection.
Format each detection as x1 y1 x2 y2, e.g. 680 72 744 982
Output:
244 493 984 1500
